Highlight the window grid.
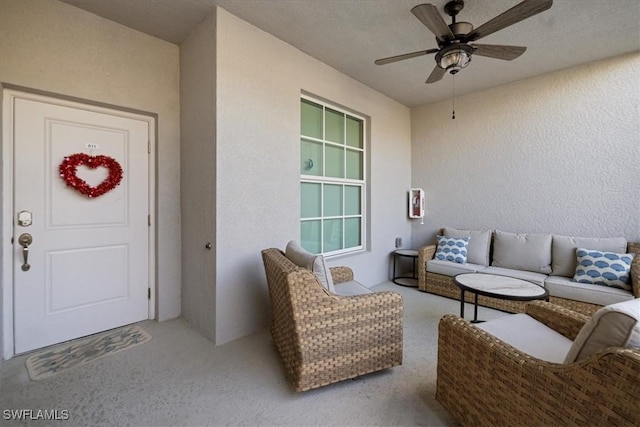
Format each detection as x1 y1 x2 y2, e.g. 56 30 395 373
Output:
300 96 366 256
300 182 364 255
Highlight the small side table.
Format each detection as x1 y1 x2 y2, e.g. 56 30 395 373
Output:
392 249 419 287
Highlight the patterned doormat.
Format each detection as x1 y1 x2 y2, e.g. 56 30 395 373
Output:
25 325 151 381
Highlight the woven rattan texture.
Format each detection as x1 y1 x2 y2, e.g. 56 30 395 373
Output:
525 301 588 340
328 266 353 284
418 243 640 317
261 248 403 392
436 303 640 426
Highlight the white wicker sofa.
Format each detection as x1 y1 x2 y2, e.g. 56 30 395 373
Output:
418 228 639 316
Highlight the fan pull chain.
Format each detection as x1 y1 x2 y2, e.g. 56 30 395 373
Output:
451 74 456 120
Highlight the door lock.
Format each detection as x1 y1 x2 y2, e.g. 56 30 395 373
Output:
18 233 33 272
18 210 33 227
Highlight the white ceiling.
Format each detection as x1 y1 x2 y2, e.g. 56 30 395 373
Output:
59 0 640 107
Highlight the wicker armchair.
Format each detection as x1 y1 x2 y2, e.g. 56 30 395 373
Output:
436 301 640 426
261 248 403 392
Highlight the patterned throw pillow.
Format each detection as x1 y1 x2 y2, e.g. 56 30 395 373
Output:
573 248 636 290
435 235 469 264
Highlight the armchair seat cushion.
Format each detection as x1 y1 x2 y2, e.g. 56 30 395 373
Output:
333 280 373 296
477 313 572 363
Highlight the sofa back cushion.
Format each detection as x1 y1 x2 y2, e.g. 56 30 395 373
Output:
564 298 640 363
285 241 335 293
552 235 627 277
492 231 552 274
443 227 491 266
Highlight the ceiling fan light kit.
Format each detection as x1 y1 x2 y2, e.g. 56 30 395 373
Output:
436 44 473 74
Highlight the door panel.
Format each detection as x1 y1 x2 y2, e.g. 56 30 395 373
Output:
13 97 150 354
47 245 128 312
49 121 128 227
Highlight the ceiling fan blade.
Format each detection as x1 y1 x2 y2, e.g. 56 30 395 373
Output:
465 0 553 42
374 49 439 65
472 44 527 60
411 4 454 40
426 65 446 84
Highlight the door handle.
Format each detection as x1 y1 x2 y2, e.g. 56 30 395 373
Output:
18 233 33 272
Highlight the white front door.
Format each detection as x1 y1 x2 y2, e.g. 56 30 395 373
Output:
12 95 151 354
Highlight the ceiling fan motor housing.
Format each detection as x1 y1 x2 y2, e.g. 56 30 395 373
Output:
449 22 473 38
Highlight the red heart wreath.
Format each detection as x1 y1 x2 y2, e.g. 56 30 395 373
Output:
59 153 123 198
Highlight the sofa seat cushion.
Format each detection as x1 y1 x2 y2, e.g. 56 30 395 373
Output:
426 259 484 277
480 266 547 287
564 298 640 363
443 227 492 266
551 235 627 277
333 280 372 296
477 313 572 363
492 231 553 274
545 276 633 306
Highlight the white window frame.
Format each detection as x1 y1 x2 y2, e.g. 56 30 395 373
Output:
300 95 367 257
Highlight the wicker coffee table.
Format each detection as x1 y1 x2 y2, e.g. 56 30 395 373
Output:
454 273 549 322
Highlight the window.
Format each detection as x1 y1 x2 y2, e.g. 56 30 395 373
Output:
300 96 366 255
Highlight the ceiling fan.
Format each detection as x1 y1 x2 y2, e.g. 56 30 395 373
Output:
375 0 553 83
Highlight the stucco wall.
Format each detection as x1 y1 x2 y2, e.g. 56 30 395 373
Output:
179 11 217 342
411 53 640 246
215 7 412 344
0 0 181 337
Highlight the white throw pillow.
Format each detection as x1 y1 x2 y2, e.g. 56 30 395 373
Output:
285 241 335 293
551 235 627 277
492 230 552 274
443 227 491 266
564 298 640 363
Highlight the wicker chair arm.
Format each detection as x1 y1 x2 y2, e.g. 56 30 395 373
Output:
295 290 403 325
628 242 640 298
418 245 436 289
293 287 403 361
525 301 589 341
418 244 437 261
437 314 640 426
330 266 354 284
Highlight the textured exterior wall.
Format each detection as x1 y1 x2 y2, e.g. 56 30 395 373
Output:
411 53 640 246
215 7 412 344
179 12 217 341
0 0 181 326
